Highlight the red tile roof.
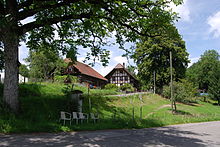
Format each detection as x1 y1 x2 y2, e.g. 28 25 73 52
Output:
65 58 107 81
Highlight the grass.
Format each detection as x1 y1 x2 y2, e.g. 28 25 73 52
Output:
0 82 220 133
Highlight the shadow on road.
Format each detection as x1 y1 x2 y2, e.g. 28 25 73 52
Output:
0 125 208 147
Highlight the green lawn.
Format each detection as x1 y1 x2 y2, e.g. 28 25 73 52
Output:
0 82 220 133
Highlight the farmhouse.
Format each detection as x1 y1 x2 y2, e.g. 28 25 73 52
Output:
63 58 108 88
105 63 139 89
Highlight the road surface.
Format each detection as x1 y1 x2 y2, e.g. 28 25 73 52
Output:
1 121 220 147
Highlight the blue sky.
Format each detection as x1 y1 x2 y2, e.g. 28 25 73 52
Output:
19 0 220 76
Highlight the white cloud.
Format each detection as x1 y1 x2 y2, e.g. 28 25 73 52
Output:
207 11 220 38
169 0 191 22
188 57 199 67
113 56 127 64
94 65 115 76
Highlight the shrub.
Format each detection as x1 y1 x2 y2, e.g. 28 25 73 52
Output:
104 84 118 90
54 75 78 83
162 79 197 104
162 85 170 98
120 83 135 92
19 84 41 97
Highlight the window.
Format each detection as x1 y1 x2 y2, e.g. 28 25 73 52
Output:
120 77 123 81
125 76 128 81
112 77 116 81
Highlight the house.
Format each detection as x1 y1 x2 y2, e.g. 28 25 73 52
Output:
63 58 108 88
105 63 139 89
0 70 28 83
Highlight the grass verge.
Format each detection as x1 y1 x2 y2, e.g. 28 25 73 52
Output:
0 83 220 133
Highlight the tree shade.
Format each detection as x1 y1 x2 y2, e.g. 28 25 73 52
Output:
0 0 182 112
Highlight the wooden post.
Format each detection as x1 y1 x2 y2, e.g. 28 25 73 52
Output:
170 51 176 112
139 94 143 120
140 106 142 120
153 70 156 94
132 107 135 122
88 83 91 112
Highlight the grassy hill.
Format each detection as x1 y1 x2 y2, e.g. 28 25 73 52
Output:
0 82 220 133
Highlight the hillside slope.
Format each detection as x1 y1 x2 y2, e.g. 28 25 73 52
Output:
0 83 220 133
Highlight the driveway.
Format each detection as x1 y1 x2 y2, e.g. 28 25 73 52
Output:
1 121 220 147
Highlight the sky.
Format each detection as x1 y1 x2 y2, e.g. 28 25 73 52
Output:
19 0 220 76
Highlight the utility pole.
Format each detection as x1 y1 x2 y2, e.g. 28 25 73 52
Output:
170 51 176 112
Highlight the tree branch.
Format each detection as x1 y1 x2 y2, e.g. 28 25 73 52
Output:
20 11 93 35
17 0 33 9
17 0 79 21
0 1 5 15
6 0 17 16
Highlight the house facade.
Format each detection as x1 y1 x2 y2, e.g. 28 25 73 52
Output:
63 58 108 88
105 63 139 89
0 70 28 83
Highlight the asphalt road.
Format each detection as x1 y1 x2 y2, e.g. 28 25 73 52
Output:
1 121 220 147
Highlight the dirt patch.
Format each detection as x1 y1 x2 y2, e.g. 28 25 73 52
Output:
144 104 171 118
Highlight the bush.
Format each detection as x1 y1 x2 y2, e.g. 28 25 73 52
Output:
162 79 197 104
19 84 42 97
162 85 170 98
104 84 118 90
120 83 135 92
54 75 78 83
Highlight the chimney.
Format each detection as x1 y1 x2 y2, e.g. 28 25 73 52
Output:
123 63 125 67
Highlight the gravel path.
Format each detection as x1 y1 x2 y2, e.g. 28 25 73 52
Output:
110 92 149 97
1 121 220 147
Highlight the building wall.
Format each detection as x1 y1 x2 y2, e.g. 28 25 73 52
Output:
79 74 107 88
108 69 134 87
0 70 28 83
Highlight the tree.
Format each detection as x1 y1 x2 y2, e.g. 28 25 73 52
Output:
0 42 4 70
19 64 29 83
209 62 220 105
26 50 65 81
126 65 137 77
132 26 189 92
0 0 182 112
186 50 220 91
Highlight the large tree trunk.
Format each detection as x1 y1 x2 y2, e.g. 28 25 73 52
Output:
2 28 19 113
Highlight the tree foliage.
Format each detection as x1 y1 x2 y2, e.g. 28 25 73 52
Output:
26 50 65 81
126 65 137 77
163 79 197 104
104 83 118 90
19 64 29 78
120 83 135 92
208 63 220 105
0 0 183 112
133 26 189 91
186 50 220 91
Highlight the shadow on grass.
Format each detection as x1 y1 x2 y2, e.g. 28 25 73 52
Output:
0 83 193 134
168 109 192 116
212 103 220 106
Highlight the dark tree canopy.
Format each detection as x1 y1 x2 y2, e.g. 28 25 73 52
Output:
132 26 189 91
208 62 220 105
0 0 182 112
